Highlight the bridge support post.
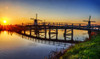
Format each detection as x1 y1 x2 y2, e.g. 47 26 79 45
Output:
56 27 58 40
79 24 81 28
64 29 66 40
71 24 73 41
30 26 31 36
37 27 40 37
34 26 39 37
24 30 26 34
88 30 91 40
49 27 51 39
45 25 47 39
71 28 73 41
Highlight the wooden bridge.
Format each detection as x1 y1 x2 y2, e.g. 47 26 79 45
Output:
11 15 99 43
0 15 100 43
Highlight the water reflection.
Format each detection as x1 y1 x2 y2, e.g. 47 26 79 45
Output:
0 31 72 59
24 30 89 41
21 36 72 48
0 30 89 59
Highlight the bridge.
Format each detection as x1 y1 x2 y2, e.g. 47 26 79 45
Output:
0 14 100 43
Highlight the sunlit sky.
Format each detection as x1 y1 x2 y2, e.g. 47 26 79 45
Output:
0 0 100 25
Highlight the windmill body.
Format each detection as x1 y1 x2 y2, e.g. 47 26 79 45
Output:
30 14 42 25
83 16 95 28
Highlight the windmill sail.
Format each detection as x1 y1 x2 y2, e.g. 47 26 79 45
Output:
30 14 42 25
83 16 96 28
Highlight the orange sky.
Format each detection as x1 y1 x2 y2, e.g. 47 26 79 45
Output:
0 0 100 25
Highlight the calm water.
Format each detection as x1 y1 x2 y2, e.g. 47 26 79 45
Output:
0 30 89 59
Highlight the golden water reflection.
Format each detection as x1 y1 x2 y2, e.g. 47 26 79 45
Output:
0 31 36 51
0 30 89 59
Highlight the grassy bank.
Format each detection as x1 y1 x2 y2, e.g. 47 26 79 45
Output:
60 34 100 59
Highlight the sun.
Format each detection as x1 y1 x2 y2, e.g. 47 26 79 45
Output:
1 17 9 25
3 20 7 23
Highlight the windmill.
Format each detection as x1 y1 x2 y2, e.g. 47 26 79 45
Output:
83 16 95 28
30 13 42 25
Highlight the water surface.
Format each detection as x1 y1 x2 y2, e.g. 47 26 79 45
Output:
0 30 89 59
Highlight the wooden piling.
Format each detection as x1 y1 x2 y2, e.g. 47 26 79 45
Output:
45 25 47 39
49 26 51 39
64 29 66 40
71 24 73 41
30 26 31 35
71 28 73 41
56 27 58 40
24 30 26 34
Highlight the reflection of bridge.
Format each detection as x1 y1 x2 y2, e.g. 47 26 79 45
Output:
20 34 72 47
0 15 100 43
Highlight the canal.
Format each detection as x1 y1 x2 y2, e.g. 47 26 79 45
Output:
0 30 89 59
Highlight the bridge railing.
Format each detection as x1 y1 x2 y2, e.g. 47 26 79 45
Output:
17 22 100 31
20 22 88 28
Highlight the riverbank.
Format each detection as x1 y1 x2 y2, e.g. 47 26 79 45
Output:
60 33 100 59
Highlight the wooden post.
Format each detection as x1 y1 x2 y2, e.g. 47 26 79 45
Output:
35 26 39 37
79 24 81 28
71 24 73 41
24 29 25 34
30 26 31 36
71 29 73 41
64 29 66 40
56 27 58 40
88 30 91 40
49 27 51 39
45 25 47 39
37 28 39 37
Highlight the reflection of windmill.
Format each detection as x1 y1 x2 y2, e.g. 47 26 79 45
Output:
30 14 42 25
83 16 95 28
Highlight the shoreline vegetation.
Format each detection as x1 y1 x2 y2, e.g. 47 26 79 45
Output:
59 32 100 59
